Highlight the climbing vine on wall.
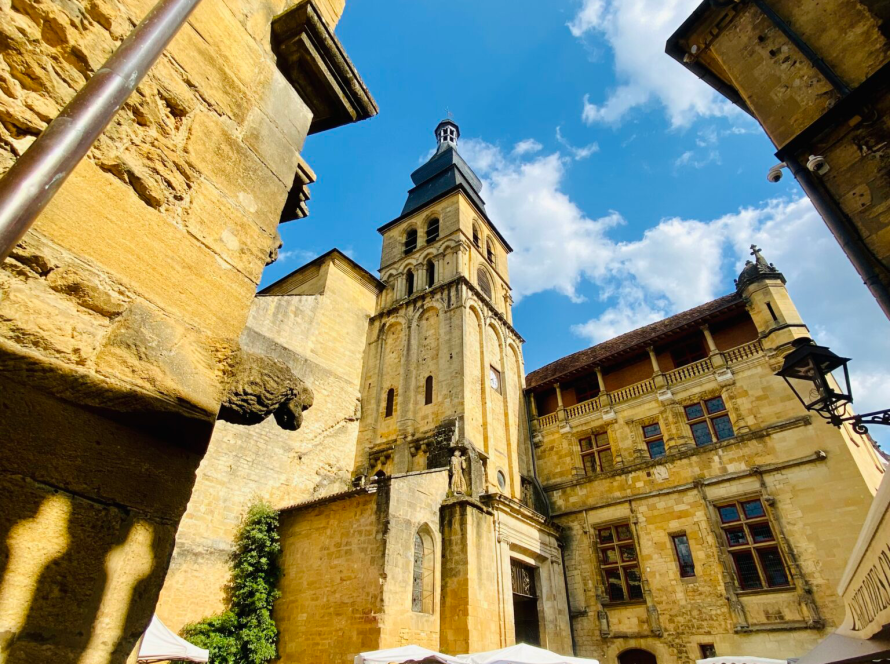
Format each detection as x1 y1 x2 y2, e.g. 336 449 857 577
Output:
178 502 282 664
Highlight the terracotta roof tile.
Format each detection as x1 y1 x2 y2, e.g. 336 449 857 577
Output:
525 292 744 390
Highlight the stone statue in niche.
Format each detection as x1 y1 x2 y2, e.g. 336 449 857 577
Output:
450 450 467 495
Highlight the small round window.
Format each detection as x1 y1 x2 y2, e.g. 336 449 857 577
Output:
497 470 506 490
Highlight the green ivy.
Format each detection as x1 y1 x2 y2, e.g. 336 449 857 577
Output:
178 502 282 664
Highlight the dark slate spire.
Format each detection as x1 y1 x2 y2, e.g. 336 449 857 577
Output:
400 118 486 217
735 244 786 292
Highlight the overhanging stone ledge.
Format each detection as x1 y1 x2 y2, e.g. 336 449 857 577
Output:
271 0 379 136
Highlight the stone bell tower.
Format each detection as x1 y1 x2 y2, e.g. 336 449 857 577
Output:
353 118 532 501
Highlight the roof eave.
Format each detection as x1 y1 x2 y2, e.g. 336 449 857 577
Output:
664 1 755 118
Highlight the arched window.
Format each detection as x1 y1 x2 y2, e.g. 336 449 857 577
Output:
426 218 439 244
472 224 480 248
477 267 492 300
404 228 417 255
486 239 495 264
425 376 434 405
385 388 395 418
406 269 415 296
426 260 435 288
412 529 434 613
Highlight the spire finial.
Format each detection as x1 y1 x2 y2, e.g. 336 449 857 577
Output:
750 244 761 259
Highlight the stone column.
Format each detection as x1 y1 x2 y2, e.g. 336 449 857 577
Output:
555 383 570 433
701 324 726 368
648 346 666 388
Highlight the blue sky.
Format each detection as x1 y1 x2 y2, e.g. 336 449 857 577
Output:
261 0 890 442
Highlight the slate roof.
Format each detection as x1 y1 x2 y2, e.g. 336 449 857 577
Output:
377 126 514 253
525 292 745 390
402 141 486 218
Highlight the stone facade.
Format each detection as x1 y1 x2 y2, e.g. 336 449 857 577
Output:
154 250 382 632
527 251 885 663
667 0 890 319
271 123 572 662
0 0 375 660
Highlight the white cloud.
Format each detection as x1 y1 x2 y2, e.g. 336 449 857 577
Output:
673 149 720 170
556 126 600 160
512 139 543 156
456 135 890 442
570 0 738 127
278 248 316 263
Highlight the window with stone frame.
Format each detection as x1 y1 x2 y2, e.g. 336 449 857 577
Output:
425 375 434 405
579 431 613 474
684 396 734 446
671 533 695 578
641 422 665 459
406 269 415 296
486 239 495 264
472 224 481 248
477 267 493 300
596 522 644 602
699 644 717 658
412 530 435 613
426 260 435 288
385 388 395 418
404 228 417 255
717 498 791 591
426 217 439 244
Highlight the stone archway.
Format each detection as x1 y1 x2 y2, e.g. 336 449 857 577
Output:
618 649 657 664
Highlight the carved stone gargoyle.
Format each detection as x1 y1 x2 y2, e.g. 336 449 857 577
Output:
218 349 314 430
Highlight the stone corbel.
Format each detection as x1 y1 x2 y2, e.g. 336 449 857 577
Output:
279 157 316 225
219 349 314 430
271 0 378 135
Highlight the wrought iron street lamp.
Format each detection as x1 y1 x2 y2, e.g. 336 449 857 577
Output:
776 339 890 433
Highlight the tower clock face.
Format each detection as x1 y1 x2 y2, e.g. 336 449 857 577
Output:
489 367 501 391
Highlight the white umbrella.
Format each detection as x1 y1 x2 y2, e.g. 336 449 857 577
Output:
137 615 209 663
459 643 599 664
356 645 464 664
697 658 787 664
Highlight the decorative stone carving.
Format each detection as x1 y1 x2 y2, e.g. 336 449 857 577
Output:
450 450 468 495
219 349 314 430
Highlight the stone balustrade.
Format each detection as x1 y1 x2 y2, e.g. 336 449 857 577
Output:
724 339 763 364
535 340 764 430
664 356 713 385
564 395 602 420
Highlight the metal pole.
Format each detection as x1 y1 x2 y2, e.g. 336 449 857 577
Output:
0 0 203 261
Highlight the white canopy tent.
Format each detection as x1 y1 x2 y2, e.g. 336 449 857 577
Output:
355 645 464 664
137 615 209 663
458 643 600 664
696 658 787 664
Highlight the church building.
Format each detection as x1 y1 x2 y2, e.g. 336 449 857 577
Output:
154 120 885 664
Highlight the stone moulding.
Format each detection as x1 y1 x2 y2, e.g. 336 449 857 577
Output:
271 0 379 135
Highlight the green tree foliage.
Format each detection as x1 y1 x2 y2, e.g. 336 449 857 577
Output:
178 502 282 664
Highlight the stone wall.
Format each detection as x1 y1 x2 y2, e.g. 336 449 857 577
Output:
532 280 885 663
276 489 387 663
0 0 371 658
155 252 380 631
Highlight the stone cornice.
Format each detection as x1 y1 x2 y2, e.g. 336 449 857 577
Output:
549 445 825 519
271 0 378 135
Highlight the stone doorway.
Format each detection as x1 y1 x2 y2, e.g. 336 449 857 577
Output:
618 649 657 664
511 560 541 646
